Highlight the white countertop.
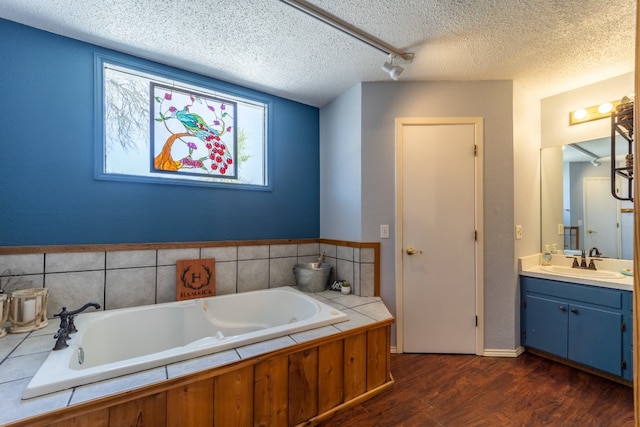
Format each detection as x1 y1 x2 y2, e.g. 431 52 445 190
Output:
0 288 393 426
519 253 634 292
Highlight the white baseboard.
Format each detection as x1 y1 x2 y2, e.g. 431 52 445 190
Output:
390 346 525 357
482 346 525 358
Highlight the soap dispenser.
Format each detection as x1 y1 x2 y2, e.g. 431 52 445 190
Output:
542 245 552 266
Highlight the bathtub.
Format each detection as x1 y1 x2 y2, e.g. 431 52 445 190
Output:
23 287 347 399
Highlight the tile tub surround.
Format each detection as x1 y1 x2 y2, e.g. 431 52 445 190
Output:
0 239 379 320
0 289 392 426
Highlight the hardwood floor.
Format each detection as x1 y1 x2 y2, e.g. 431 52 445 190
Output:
319 352 634 426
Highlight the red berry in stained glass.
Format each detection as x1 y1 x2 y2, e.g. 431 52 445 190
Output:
216 156 222 163
220 144 226 150
212 164 218 170
226 158 233 165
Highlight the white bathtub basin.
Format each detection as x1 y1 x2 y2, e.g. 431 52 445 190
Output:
539 265 624 279
24 287 347 399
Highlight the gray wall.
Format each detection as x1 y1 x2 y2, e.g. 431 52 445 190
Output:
320 84 363 241
321 80 517 350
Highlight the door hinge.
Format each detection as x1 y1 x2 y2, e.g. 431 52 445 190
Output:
474 144 478 156
475 315 478 327
523 301 527 309
621 322 626 332
474 230 477 241
622 360 627 370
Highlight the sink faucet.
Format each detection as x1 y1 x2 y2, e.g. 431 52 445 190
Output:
580 250 587 268
588 247 601 257
52 302 100 350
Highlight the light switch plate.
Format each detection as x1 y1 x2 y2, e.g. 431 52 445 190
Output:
515 225 523 240
380 224 390 239
557 223 564 235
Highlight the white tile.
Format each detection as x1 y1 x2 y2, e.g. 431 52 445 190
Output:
336 259 354 285
360 248 376 263
45 271 105 319
156 265 177 304
0 378 71 425
11 334 54 357
238 245 269 260
215 261 237 295
236 336 296 359
106 250 156 269
269 257 297 288
319 243 336 258
158 248 200 266
45 252 104 273
70 367 166 405
297 243 319 256
332 309 376 331
27 320 60 337
332 294 376 308
270 244 296 258
167 350 239 379
0 254 44 275
105 267 156 310
337 246 354 261
0 333 26 361
352 301 394 322
290 325 340 343
360 263 375 297
1 273 43 295
201 246 237 262
0 352 48 383
237 259 269 293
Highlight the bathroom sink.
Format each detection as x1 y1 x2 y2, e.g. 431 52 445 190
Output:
539 265 624 279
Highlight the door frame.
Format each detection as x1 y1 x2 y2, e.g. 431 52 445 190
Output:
394 117 484 355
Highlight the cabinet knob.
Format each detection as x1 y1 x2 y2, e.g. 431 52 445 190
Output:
570 308 578 314
559 305 566 312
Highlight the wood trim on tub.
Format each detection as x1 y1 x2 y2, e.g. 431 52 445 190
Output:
6 320 393 427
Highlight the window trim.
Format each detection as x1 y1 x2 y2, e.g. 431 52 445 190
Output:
94 53 273 191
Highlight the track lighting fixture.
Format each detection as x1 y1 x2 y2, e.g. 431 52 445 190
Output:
382 55 404 80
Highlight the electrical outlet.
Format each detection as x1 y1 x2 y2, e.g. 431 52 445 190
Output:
557 223 564 235
515 225 523 240
380 224 390 239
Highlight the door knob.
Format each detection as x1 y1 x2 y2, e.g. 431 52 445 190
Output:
587 229 597 234
406 246 422 255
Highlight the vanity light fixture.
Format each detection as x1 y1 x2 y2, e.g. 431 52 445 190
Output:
569 100 620 125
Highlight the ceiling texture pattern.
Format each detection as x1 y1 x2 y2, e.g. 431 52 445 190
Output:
0 0 636 107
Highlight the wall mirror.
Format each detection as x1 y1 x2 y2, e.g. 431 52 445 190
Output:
541 136 633 260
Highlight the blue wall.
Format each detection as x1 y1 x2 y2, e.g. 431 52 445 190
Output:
0 19 320 246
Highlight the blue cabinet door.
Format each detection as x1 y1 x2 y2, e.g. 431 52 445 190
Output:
525 295 568 358
567 303 622 376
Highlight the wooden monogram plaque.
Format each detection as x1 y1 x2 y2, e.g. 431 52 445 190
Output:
176 258 216 301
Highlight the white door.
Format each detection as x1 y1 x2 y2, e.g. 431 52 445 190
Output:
396 118 481 354
584 177 619 258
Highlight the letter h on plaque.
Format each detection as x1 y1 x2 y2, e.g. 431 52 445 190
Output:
176 258 216 301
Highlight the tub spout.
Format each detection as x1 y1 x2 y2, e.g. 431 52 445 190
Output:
54 303 101 335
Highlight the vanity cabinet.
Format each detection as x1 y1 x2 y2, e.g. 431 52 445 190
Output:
521 276 632 380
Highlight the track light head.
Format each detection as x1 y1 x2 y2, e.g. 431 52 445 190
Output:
381 57 404 80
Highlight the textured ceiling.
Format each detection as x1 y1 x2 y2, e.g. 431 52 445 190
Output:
0 0 636 107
